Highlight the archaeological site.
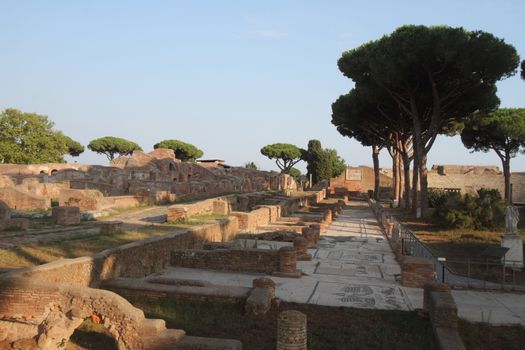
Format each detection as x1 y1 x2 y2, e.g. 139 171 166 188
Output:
2 2 525 349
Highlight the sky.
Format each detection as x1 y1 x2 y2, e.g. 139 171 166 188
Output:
1 0 524 173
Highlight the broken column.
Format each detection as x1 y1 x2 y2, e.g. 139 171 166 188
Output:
246 277 276 316
293 237 311 261
51 206 80 226
301 227 317 249
277 310 307 350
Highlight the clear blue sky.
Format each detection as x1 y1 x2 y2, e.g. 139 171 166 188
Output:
1 0 524 172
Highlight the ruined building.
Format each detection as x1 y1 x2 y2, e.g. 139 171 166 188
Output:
0 149 296 211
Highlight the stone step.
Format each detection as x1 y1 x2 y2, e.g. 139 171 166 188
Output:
142 328 186 349
139 318 166 336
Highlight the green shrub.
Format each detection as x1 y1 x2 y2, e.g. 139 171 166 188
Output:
428 188 449 208
50 198 59 207
432 188 505 230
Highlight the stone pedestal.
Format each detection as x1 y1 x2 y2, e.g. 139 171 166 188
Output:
277 310 307 350
52 206 80 226
293 237 311 261
273 247 301 278
301 227 317 248
501 234 524 269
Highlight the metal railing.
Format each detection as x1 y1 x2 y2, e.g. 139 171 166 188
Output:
369 199 525 291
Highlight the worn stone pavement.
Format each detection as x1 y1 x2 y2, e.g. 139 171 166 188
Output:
159 200 525 325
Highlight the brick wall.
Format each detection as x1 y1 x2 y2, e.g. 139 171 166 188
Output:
13 217 239 287
170 248 279 274
0 187 48 210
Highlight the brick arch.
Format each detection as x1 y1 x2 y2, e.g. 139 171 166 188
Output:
0 277 164 350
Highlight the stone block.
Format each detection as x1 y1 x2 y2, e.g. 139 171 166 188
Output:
245 287 273 316
51 206 81 226
401 256 435 288
100 221 123 235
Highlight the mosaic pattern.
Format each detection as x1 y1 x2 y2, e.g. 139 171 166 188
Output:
309 282 409 310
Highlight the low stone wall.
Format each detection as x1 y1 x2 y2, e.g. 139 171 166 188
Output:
167 195 237 222
171 248 280 274
0 216 244 349
8 217 239 288
231 206 271 232
0 187 48 210
423 282 466 350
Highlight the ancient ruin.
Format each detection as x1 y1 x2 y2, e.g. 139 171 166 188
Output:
0 149 296 212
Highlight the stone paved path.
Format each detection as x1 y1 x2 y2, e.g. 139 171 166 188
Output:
161 201 413 311
159 200 525 325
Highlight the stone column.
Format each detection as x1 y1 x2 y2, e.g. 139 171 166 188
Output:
278 247 297 273
301 227 317 249
309 224 322 240
277 310 307 350
293 237 311 261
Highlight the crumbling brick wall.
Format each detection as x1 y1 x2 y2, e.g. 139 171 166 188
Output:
170 248 280 274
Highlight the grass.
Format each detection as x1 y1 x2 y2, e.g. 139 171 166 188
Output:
126 297 438 350
164 213 229 228
459 320 525 350
0 226 181 270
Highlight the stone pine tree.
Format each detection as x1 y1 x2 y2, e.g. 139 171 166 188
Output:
0 108 82 164
521 60 525 80
260 143 304 174
461 108 525 202
88 136 142 161
154 140 203 162
337 25 519 217
62 135 85 157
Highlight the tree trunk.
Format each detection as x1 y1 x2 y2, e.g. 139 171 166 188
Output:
419 152 430 218
401 150 411 210
395 151 403 205
503 154 511 203
411 145 419 214
391 149 399 204
372 146 380 200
